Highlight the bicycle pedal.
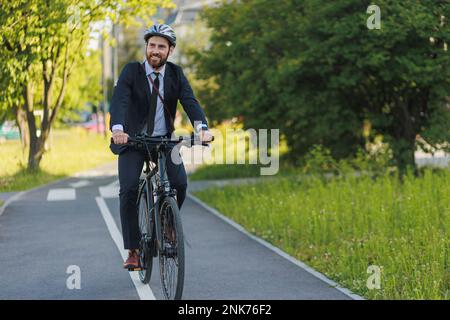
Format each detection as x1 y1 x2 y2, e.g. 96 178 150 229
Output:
127 267 144 271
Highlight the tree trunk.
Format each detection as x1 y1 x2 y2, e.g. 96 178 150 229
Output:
392 99 418 176
391 137 417 176
13 105 30 154
23 40 71 171
23 82 45 171
28 135 45 171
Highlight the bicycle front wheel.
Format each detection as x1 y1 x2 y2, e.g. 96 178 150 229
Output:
158 196 185 300
137 182 154 284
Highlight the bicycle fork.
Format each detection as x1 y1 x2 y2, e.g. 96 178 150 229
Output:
153 150 173 255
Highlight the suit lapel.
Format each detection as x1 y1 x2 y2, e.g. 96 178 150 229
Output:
139 62 151 109
163 64 173 103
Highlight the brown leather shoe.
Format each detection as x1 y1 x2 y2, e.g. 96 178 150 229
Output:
123 250 140 270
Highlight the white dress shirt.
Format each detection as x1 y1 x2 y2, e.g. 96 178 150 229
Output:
143 60 168 136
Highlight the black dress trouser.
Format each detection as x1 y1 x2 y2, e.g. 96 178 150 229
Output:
118 141 187 250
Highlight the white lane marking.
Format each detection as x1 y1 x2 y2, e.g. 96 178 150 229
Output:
99 179 120 198
99 186 119 198
104 179 119 187
95 196 156 300
1 162 117 216
187 192 365 300
47 188 76 201
73 163 117 178
69 180 91 188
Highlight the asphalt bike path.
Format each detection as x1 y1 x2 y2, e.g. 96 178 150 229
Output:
0 163 359 300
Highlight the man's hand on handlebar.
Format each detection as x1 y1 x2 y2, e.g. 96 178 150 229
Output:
111 129 214 146
112 130 129 144
199 130 214 143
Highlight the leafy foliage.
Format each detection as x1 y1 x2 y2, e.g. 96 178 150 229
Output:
191 0 449 172
0 0 175 169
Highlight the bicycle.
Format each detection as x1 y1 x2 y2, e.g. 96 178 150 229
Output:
112 133 212 300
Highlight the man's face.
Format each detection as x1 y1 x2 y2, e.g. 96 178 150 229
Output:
146 36 174 69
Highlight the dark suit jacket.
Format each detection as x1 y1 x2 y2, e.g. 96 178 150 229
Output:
109 61 208 155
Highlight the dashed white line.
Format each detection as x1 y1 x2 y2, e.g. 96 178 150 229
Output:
99 186 119 198
69 180 91 188
95 196 156 300
47 188 76 201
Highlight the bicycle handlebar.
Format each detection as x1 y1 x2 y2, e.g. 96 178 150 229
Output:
110 134 214 148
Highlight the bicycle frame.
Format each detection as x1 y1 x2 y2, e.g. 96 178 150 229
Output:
140 142 177 257
118 134 212 261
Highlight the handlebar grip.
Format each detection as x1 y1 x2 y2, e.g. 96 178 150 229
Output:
110 137 134 145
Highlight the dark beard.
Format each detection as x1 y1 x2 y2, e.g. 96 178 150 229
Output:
148 52 169 69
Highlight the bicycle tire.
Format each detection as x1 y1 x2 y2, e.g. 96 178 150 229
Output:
137 182 154 284
158 196 185 300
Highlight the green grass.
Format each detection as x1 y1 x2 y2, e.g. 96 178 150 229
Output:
189 162 303 180
189 163 265 180
189 154 299 181
194 169 450 299
0 128 115 192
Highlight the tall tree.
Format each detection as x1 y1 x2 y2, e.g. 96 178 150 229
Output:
0 0 174 170
294 0 450 172
193 0 449 172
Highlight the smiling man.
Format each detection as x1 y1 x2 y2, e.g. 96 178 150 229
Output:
109 24 213 270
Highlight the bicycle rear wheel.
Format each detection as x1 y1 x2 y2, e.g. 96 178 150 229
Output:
158 196 185 300
137 182 154 283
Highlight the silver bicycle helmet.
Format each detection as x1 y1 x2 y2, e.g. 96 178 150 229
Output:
144 24 177 47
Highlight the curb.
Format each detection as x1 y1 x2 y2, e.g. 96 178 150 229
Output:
187 191 365 300
0 192 25 217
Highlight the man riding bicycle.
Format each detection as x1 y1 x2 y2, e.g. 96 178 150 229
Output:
109 24 213 270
